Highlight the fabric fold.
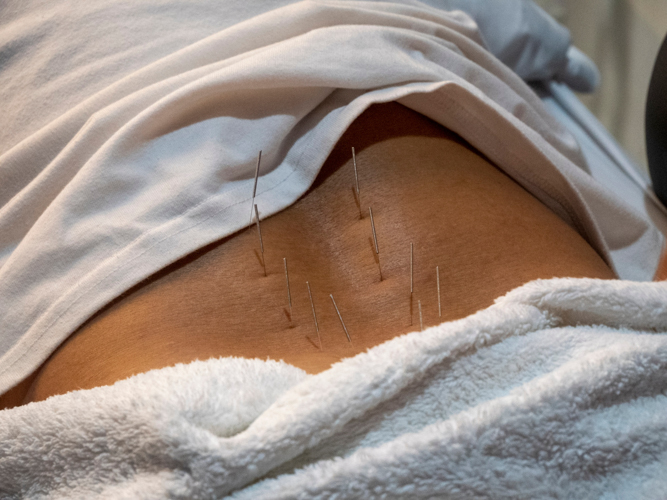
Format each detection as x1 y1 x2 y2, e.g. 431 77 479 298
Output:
0 0 661 398
1 278 666 498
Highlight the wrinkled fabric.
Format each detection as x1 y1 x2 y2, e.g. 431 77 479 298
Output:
0 0 661 400
2 278 667 498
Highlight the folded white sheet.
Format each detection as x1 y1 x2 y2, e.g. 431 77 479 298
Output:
2 277 666 499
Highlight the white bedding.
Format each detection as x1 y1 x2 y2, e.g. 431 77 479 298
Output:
2 277 666 498
0 0 663 398
2 2 667 497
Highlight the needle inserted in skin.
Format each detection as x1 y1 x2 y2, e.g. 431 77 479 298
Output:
410 242 414 325
369 207 382 281
254 204 266 276
306 281 321 349
249 151 262 224
352 147 362 219
330 294 351 342
284 257 292 317
418 300 423 331
436 265 441 317
410 243 414 295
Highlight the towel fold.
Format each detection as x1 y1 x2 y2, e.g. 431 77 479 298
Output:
2 277 666 499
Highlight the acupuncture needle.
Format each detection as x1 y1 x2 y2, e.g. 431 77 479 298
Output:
410 243 414 295
436 265 441 317
254 204 266 276
369 207 382 281
284 257 292 318
306 281 322 349
249 150 262 224
330 294 351 342
410 242 414 325
352 147 362 219
418 299 423 331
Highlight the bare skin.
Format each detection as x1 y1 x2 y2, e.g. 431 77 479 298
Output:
2 102 620 408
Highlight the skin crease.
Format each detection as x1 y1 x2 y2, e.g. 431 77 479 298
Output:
1 101 641 409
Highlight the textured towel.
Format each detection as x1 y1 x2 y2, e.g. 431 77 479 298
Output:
2 277 667 499
1 0 662 401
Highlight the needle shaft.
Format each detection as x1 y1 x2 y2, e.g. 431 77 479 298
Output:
418 299 423 331
307 281 321 349
410 243 414 294
410 242 414 325
284 258 292 316
436 265 441 317
249 151 262 224
254 204 266 276
369 207 382 281
352 147 362 219
330 294 351 342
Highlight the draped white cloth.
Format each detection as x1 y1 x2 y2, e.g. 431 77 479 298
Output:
2 3 667 497
0 0 661 397
2 277 667 498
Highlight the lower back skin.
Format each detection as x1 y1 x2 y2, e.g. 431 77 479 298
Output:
2 102 617 408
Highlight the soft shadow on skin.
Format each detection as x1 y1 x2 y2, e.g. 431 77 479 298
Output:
73 105 475 332
310 106 473 193
5 102 617 408
0 236 238 410
305 336 321 351
352 186 362 219
253 248 264 267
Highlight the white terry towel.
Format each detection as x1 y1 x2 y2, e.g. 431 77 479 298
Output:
0 0 662 401
2 277 667 499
